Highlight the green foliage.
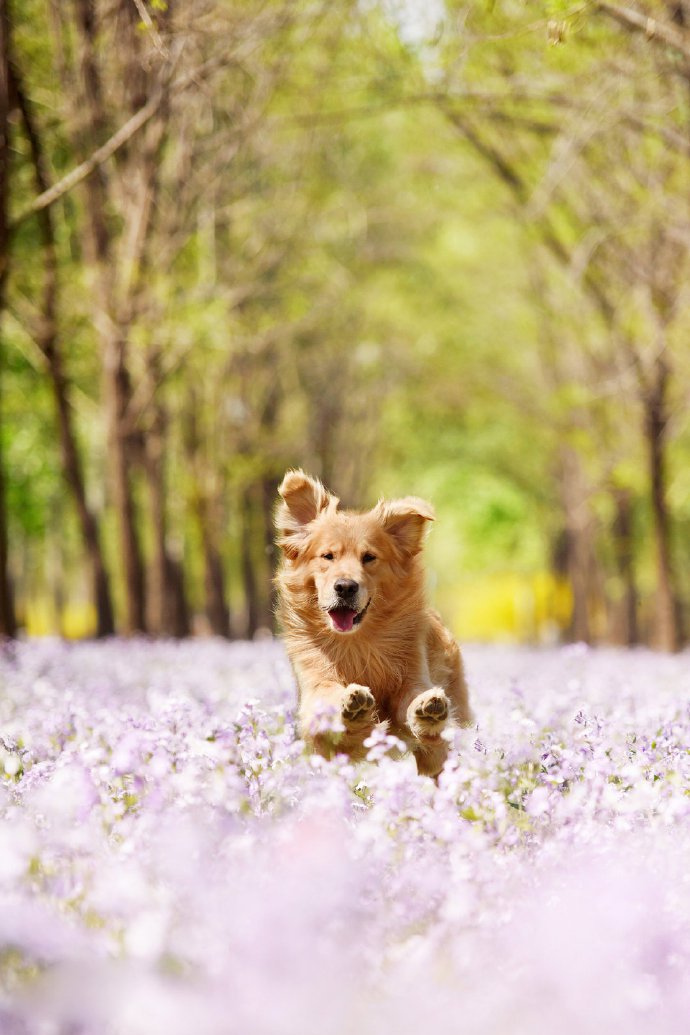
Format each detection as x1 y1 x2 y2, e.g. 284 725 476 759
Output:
3 0 690 643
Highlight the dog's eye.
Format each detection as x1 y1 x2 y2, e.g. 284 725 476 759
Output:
322 552 334 561
362 553 376 564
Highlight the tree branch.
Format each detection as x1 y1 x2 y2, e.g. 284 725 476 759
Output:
595 1 690 60
10 85 163 231
439 104 617 322
9 46 231 232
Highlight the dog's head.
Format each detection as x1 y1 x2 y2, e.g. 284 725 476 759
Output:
276 469 434 635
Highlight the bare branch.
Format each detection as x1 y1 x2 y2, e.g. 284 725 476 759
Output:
130 0 168 58
10 85 164 231
595 1 690 60
9 48 235 231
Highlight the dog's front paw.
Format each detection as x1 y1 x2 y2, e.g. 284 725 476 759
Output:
342 684 376 727
408 688 449 741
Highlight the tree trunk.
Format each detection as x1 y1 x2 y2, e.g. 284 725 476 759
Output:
254 380 281 633
609 487 638 646
104 331 147 633
557 448 593 644
183 394 230 638
261 473 280 631
13 60 115 637
200 504 231 637
143 384 190 637
240 489 260 638
68 0 156 635
48 341 116 636
644 356 680 651
0 3 16 637
144 410 170 636
0 363 15 639
168 557 190 639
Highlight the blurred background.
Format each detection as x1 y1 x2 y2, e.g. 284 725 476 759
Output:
2 0 690 648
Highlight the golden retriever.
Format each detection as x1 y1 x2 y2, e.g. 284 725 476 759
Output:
274 470 472 776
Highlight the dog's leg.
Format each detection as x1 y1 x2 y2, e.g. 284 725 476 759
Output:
407 687 450 735
337 683 382 760
412 736 449 778
405 687 450 776
399 620 473 776
300 682 379 761
396 635 451 776
341 683 377 727
445 641 473 727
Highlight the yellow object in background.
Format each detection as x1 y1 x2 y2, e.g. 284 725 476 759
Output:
23 573 572 644
439 572 572 645
24 600 96 639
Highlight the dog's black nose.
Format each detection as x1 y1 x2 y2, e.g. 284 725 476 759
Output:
334 578 359 598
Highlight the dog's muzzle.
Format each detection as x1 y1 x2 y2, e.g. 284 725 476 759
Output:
327 598 370 633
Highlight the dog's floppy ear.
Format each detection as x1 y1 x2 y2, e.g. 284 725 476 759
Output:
275 469 339 558
375 496 435 557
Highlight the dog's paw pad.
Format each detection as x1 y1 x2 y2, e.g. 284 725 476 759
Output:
410 689 449 731
416 695 448 722
342 684 376 725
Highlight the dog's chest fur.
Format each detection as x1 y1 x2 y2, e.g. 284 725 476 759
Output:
302 618 421 702
334 642 407 698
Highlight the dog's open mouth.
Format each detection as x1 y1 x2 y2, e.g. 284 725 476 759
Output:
328 601 370 633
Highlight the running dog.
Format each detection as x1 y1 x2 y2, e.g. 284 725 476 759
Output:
275 470 472 776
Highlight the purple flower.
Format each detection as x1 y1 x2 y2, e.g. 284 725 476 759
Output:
0 639 687 1034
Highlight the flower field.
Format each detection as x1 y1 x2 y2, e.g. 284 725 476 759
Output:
0 638 689 1034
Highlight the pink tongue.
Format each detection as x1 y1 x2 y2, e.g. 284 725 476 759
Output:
330 607 356 632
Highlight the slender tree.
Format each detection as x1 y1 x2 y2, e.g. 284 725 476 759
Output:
0 0 16 637
12 62 115 636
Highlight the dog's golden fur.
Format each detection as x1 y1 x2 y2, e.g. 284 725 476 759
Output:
274 470 471 776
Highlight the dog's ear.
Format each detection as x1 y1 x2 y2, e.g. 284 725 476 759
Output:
275 469 339 558
374 496 435 557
